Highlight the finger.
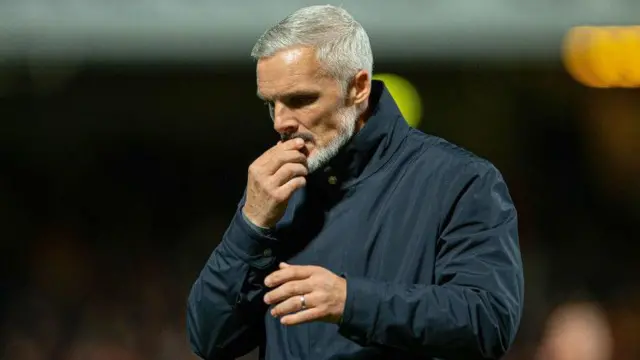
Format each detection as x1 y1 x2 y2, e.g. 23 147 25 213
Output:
273 176 306 201
264 279 312 305
270 292 313 317
280 307 325 326
265 150 308 175
264 265 313 288
279 138 305 151
279 262 291 269
272 163 308 186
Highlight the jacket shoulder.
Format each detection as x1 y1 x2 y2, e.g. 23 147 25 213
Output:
404 129 499 178
400 130 515 227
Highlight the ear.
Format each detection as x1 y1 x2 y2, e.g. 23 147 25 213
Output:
348 70 371 107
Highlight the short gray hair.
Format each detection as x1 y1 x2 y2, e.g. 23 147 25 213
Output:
251 5 373 89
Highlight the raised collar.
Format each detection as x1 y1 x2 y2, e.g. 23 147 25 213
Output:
308 80 411 190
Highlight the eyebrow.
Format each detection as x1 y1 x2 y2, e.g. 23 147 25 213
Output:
257 90 319 101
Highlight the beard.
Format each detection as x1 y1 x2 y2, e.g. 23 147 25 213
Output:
307 106 358 173
281 105 358 174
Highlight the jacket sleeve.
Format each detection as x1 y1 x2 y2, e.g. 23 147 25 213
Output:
186 195 278 360
337 162 524 359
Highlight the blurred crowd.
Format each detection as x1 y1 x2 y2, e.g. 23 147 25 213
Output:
2 225 200 360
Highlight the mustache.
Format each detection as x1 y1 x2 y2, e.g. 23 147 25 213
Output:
280 132 315 143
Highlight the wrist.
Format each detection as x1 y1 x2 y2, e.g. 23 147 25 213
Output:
241 206 274 230
241 210 274 237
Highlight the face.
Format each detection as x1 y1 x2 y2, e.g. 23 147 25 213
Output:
256 46 370 173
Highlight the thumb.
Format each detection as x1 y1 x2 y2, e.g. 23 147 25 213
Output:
279 262 290 269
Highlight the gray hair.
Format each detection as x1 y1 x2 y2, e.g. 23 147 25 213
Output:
251 5 373 90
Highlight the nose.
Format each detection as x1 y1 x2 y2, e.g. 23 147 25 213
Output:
272 102 299 135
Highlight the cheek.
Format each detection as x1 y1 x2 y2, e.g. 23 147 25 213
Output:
300 106 327 126
303 108 342 135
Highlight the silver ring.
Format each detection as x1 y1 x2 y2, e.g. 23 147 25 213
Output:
300 295 306 310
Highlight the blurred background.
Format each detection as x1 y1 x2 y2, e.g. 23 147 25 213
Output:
1 1 639 359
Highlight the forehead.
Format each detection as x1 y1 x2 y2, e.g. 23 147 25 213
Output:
256 47 334 99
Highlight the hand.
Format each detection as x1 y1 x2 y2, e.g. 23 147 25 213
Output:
243 138 308 228
263 263 347 326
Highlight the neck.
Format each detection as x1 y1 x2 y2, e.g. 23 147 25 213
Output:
354 101 372 133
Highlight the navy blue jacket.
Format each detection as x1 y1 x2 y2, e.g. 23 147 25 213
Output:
187 81 524 360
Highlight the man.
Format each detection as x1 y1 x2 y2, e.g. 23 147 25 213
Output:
187 5 524 360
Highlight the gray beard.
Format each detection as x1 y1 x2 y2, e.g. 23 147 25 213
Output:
306 105 358 173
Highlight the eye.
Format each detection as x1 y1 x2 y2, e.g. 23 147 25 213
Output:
285 95 317 109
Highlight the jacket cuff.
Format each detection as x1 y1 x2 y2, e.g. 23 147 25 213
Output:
241 211 274 236
337 275 381 346
222 209 279 269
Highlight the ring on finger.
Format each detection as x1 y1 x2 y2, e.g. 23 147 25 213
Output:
300 295 306 310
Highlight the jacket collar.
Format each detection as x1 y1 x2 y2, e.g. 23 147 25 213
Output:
309 80 411 189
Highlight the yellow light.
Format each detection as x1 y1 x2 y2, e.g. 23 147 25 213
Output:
372 73 423 128
564 27 602 87
619 28 640 87
563 26 640 88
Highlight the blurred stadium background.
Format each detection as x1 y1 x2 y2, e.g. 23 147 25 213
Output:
1 1 639 359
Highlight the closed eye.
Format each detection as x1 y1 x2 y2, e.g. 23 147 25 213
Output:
284 94 318 109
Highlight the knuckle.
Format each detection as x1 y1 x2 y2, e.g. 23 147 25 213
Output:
316 304 328 314
290 283 300 294
267 176 279 188
309 269 322 278
272 192 286 203
296 164 308 175
262 177 272 189
283 164 295 177
249 164 266 178
288 297 298 307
